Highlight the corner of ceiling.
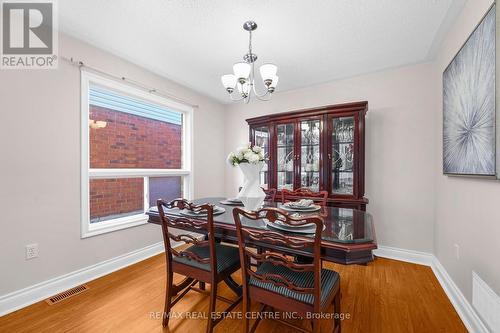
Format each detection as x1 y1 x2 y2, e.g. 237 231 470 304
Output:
425 0 468 61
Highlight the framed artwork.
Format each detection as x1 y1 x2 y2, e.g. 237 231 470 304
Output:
443 4 496 176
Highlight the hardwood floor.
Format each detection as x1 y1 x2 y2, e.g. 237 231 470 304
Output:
0 254 467 333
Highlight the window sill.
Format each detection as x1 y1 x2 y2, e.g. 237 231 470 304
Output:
81 213 149 238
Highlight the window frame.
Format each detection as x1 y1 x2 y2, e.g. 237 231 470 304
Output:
81 71 193 238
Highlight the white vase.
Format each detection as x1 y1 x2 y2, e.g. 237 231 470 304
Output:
237 162 266 211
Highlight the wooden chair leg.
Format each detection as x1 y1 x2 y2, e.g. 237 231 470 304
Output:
206 283 217 333
242 291 250 333
312 318 320 333
162 272 174 327
334 293 341 333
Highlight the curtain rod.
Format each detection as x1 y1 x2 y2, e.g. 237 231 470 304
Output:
61 56 199 108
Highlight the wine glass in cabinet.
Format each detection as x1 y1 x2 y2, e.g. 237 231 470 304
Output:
276 122 296 191
299 118 322 192
251 126 270 189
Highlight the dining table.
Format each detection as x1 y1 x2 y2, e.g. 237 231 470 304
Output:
146 197 377 264
147 197 377 296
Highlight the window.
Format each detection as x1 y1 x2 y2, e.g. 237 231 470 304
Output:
81 71 193 237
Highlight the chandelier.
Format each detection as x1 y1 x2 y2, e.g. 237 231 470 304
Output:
220 21 279 103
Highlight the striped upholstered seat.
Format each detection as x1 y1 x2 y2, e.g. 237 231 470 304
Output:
249 262 339 306
173 243 240 273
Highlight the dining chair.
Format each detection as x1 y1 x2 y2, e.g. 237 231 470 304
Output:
232 207 341 333
281 187 329 206
264 188 277 202
157 198 242 333
238 187 277 202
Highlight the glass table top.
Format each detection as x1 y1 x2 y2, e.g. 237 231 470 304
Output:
148 197 374 244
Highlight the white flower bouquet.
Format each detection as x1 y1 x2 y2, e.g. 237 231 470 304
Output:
227 143 266 166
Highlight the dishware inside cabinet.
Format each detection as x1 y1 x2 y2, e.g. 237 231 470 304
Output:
276 122 295 191
252 126 270 189
300 119 321 192
332 116 355 195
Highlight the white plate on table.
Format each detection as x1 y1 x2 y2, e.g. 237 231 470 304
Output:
280 204 321 212
219 198 243 206
276 220 315 229
265 220 325 234
179 206 225 217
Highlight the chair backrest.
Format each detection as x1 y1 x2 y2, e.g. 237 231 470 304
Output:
281 188 329 206
264 188 277 202
233 207 323 308
157 199 217 274
238 187 277 202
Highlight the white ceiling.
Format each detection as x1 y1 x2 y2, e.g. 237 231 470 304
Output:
59 0 465 103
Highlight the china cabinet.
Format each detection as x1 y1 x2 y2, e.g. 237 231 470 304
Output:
247 101 368 210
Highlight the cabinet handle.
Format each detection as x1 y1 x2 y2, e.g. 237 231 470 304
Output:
328 153 332 159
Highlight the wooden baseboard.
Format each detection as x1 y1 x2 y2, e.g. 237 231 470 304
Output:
374 246 434 266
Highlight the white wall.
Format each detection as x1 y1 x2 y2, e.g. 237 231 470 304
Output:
0 34 226 296
224 63 437 253
433 0 500 300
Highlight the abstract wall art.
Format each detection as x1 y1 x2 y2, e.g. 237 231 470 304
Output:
443 5 496 176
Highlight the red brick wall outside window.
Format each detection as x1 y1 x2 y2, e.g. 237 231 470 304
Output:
89 106 182 222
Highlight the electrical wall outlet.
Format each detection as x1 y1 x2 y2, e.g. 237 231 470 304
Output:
26 243 39 260
454 243 460 260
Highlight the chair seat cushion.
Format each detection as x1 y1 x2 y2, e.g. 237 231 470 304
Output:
173 243 240 273
249 262 339 305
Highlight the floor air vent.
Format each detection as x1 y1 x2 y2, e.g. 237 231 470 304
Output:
45 284 89 305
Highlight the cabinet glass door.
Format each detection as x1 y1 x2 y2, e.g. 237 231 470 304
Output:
276 123 295 191
300 119 321 191
332 116 355 195
252 126 270 189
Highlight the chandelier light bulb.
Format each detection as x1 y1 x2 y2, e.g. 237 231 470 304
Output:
260 63 278 85
221 74 237 92
233 62 251 83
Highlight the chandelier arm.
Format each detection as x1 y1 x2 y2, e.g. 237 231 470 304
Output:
251 80 271 98
250 56 271 99
249 61 268 99
228 92 247 102
253 91 272 101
